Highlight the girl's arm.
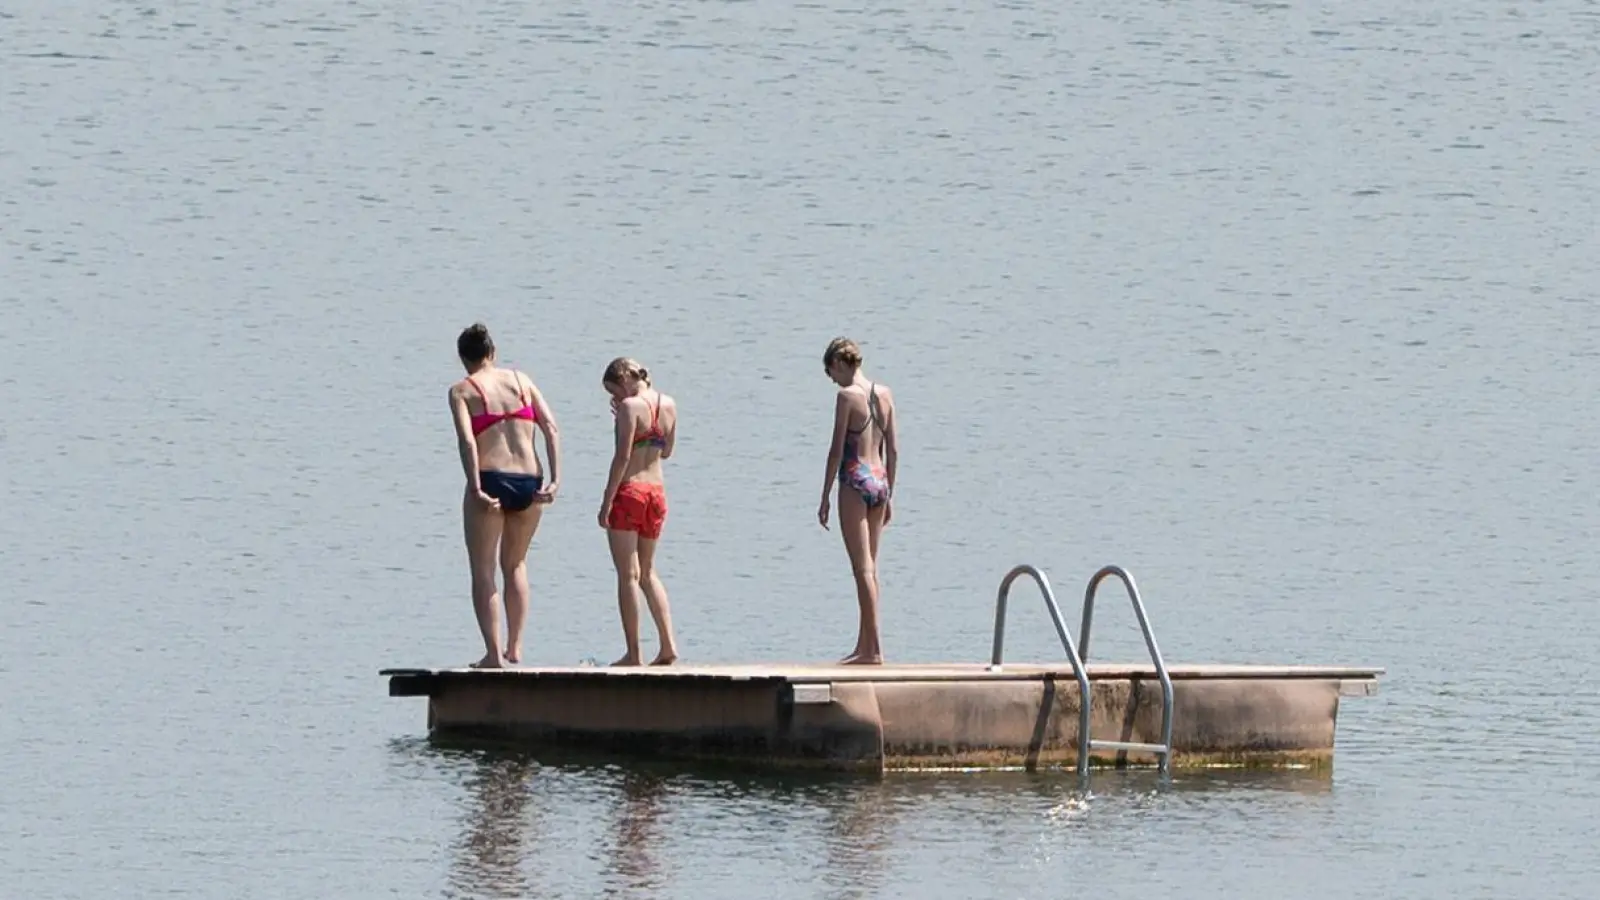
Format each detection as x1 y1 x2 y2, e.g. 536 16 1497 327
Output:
882 394 898 497
450 385 494 506
527 379 561 494
820 390 851 501
601 398 639 513
661 397 676 460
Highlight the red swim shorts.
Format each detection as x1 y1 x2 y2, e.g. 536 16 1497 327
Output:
607 481 667 539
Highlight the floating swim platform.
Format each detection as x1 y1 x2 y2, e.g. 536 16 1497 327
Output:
382 565 1383 774
381 660 1381 773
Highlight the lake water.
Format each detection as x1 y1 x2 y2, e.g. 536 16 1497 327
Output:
2 0 1597 897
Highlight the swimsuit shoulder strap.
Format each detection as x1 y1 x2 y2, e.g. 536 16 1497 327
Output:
512 370 529 407
465 375 490 408
865 383 884 429
867 383 886 452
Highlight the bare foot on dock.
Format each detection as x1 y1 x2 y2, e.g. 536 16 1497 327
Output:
469 654 504 669
610 654 642 667
839 651 883 666
649 653 678 666
504 647 522 665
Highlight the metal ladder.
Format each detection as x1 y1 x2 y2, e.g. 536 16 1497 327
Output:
988 564 1175 778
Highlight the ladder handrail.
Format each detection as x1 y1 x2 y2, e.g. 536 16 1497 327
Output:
989 564 1095 778
1079 565 1174 773
988 563 1175 778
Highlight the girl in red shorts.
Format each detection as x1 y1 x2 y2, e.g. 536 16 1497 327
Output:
598 357 681 666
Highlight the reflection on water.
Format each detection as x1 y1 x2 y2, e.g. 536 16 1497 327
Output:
389 738 1340 899
605 770 669 898
821 780 895 900
449 750 541 900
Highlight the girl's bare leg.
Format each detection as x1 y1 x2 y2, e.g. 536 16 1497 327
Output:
636 537 678 665
498 505 543 664
463 493 506 668
867 499 887 624
608 529 644 666
837 488 883 665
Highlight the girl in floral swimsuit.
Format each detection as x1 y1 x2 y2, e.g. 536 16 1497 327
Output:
817 337 899 665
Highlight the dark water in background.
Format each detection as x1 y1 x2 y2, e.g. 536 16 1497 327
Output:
2 1 1597 897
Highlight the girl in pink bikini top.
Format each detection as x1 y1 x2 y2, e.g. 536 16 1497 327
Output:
465 372 538 436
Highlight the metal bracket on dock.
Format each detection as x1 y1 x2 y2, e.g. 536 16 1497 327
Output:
788 683 835 705
1339 679 1379 697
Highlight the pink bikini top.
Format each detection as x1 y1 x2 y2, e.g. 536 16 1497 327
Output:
467 373 537 436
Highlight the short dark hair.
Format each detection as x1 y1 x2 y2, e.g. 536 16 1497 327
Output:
457 323 494 364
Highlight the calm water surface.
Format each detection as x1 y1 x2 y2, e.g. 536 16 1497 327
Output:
2 1 1597 898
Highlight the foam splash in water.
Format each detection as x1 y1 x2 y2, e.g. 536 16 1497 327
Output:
1046 796 1092 820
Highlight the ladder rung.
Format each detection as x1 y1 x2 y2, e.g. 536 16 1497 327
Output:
1088 740 1169 754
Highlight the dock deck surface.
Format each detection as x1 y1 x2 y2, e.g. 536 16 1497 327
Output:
382 662 1384 682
